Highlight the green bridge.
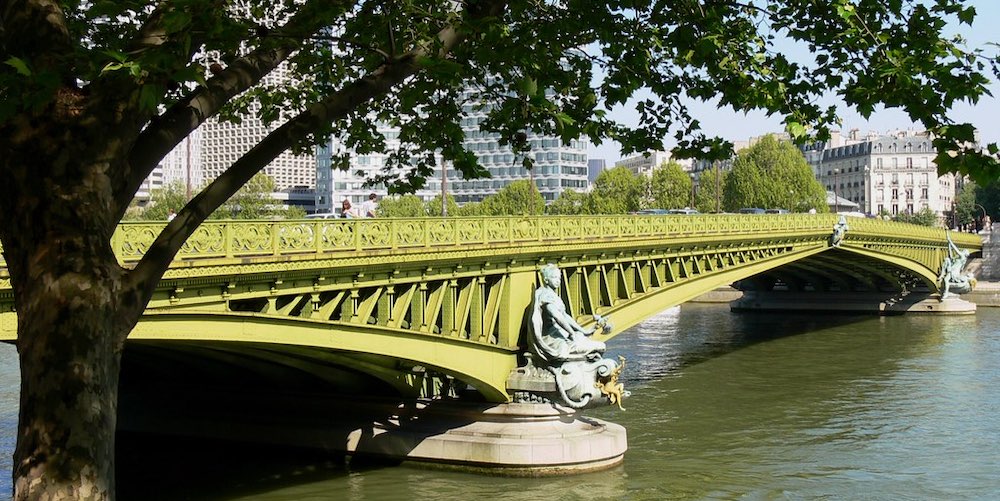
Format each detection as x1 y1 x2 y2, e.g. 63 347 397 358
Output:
0 214 982 473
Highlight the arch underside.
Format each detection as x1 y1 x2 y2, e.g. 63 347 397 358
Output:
735 246 936 294
127 313 518 403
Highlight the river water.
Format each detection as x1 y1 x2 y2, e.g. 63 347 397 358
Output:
2 304 999 499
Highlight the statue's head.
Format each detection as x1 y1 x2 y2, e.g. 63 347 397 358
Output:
540 264 561 288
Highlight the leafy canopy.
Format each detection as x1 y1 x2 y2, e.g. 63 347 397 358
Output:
649 161 693 210
723 135 827 212
695 165 729 214
589 166 647 214
2 0 996 200
480 180 545 216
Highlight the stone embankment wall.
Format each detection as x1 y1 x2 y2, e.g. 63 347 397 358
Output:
967 225 999 306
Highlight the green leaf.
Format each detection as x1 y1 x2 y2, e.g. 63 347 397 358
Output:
517 76 537 97
785 121 807 138
957 6 976 25
4 57 31 76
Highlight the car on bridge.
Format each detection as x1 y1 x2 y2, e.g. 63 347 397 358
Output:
764 209 790 214
738 208 766 214
667 208 700 215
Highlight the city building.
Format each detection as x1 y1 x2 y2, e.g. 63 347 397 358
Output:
315 99 592 212
134 132 202 205
199 65 316 192
587 159 606 184
806 129 958 218
436 101 589 203
689 140 750 175
615 151 691 177
314 128 437 214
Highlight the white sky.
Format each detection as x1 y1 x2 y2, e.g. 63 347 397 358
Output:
587 1 1000 163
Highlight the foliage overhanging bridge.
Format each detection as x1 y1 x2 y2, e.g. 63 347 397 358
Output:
0 214 981 402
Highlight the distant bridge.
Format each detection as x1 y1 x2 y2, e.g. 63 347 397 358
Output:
0 215 982 402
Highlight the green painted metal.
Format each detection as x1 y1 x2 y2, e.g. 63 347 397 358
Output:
0 215 982 401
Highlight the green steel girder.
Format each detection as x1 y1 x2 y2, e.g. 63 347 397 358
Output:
0 215 983 402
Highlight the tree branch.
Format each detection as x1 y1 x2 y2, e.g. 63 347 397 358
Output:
115 0 350 218
120 0 510 328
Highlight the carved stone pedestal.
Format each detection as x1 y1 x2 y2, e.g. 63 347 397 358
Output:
345 401 628 476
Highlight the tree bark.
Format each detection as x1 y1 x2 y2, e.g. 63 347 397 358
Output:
14 284 124 500
1 109 134 499
6 190 132 500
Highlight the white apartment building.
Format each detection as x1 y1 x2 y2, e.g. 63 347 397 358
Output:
134 132 202 204
808 129 957 217
315 103 591 213
314 128 440 214
199 66 315 191
159 132 203 195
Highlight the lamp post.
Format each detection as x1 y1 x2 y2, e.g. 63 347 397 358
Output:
714 161 721 213
975 203 988 232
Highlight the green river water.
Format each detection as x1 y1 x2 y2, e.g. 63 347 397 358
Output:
3 303 999 500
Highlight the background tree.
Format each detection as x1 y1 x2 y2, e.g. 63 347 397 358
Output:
210 172 279 219
130 182 189 221
694 165 728 213
480 180 545 216
649 161 693 209
426 194 461 217
378 194 428 218
1 1 997 498
955 182 978 229
723 135 827 212
975 182 1000 224
894 207 940 227
455 201 484 216
588 167 646 214
547 189 590 215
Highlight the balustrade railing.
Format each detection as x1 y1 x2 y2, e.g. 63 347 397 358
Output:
0 214 980 267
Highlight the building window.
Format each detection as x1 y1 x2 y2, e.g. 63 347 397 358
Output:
921 188 928 199
892 189 898 200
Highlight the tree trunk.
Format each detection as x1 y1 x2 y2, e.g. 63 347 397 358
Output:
8 227 131 500
2 125 135 498
14 297 124 500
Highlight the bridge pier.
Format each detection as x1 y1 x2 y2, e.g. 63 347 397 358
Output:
118 387 626 476
731 291 976 314
344 401 627 475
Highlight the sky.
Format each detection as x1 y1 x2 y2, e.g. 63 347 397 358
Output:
587 1 1000 164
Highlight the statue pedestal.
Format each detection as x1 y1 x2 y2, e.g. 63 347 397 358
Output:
345 401 628 475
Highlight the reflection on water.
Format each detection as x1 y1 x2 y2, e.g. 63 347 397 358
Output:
3 305 1000 500
0 343 16 498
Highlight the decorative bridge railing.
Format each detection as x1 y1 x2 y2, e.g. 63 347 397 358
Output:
0 214 977 267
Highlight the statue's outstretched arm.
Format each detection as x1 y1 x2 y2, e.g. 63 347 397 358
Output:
544 302 592 335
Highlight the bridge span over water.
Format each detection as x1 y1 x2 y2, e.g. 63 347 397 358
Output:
0 214 982 402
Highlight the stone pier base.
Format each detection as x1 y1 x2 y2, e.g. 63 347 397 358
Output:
731 291 976 315
346 401 627 475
